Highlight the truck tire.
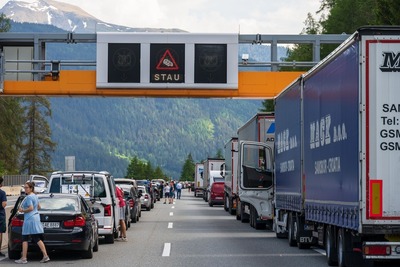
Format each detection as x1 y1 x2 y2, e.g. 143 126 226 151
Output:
249 206 255 228
241 203 249 223
236 201 241 220
337 228 353 267
326 225 338 266
224 195 229 211
229 198 235 215
288 213 297 247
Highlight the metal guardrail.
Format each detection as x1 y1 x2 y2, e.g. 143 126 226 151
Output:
2 175 30 186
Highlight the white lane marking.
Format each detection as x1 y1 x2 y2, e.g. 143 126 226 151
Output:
162 243 171 257
168 222 173 229
313 248 326 255
169 212 173 216
171 206 175 209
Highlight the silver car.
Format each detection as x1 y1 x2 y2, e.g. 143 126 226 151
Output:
138 185 151 211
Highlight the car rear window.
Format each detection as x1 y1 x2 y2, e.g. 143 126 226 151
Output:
38 197 79 211
49 176 106 198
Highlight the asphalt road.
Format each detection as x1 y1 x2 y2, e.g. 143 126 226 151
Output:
0 190 398 266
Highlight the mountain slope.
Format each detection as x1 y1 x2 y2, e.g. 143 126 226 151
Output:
0 0 184 32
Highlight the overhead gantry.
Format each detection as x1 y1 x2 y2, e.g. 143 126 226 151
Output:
0 32 349 98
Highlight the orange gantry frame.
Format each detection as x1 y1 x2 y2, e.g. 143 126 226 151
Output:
3 70 303 98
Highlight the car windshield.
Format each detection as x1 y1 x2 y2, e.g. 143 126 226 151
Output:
34 181 47 188
37 197 79 211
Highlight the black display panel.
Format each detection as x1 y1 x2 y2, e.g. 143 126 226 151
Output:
150 44 185 83
195 44 227 84
108 43 140 83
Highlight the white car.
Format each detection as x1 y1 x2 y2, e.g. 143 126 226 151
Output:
20 175 49 196
138 185 152 211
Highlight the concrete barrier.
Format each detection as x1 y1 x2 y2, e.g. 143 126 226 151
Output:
2 186 21 196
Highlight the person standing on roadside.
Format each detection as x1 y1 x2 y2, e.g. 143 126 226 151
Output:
176 182 182 199
169 182 174 204
163 183 170 204
0 177 7 257
15 181 50 264
115 186 127 241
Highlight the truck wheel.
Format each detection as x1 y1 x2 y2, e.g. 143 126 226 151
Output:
240 203 249 223
229 198 235 215
288 213 297 247
338 228 353 267
224 195 229 211
326 225 338 266
249 206 255 228
236 201 241 220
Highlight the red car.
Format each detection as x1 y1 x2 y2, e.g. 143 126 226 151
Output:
208 182 225 207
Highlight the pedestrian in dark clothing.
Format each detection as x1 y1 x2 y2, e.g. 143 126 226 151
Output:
0 177 7 257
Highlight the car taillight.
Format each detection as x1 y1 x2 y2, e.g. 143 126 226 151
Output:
144 195 149 199
64 216 86 228
104 204 112 216
129 199 134 208
11 217 24 227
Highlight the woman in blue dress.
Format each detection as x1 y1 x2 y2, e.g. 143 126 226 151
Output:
15 181 50 264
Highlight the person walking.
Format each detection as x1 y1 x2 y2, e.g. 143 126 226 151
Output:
163 183 170 204
169 182 174 204
0 177 7 257
115 186 127 241
176 182 182 199
15 181 50 264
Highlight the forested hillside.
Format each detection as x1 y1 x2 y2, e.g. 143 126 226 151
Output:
49 98 262 178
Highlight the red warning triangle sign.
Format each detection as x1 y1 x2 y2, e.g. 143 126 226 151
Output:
156 49 179 70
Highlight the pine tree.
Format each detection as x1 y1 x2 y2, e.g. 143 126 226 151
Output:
0 97 24 174
20 96 56 175
180 153 195 181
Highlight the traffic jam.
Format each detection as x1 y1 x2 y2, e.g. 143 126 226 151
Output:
6 172 167 262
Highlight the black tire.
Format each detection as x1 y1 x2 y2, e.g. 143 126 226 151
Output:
132 210 137 223
104 234 114 244
146 206 151 211
8 248 21 260
82 241 94 259
288 213 297 247
240 203 249 223
337 228 347 267
93 234 99 252
209 201 213 207
224 195 229 211
229 198 236 215
326 225 338 266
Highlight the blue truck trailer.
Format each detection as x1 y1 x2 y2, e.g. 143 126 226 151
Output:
273 27 400 267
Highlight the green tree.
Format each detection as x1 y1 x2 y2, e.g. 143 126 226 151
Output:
20 96 56 175
375 0 400 25
260 99 274 112
180 153 195 181
214 149 224 159
153 166 164 179
0 13 20 175
0 98 24 174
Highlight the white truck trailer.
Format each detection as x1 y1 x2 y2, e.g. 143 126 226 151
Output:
194 163 204 197
202 158 224 202
223 137 238 215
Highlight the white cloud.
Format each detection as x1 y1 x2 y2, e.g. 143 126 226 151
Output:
0 0 321 33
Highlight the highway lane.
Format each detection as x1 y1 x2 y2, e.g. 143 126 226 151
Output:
0 190 397 266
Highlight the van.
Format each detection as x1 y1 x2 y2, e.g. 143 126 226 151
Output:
208 182 225 207
47 171 119 243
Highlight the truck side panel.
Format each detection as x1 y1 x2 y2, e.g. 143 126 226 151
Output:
303 41 360 230
275 80 302 212
224 138 238 196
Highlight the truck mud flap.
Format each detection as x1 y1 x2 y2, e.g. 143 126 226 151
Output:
296 216 315 249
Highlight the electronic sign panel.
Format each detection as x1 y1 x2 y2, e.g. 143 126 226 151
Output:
150 44 185 83
96 33 238 89
108 43 140 83
195 44 227 84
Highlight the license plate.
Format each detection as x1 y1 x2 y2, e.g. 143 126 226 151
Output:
42 222 60 229
215 197 223 199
